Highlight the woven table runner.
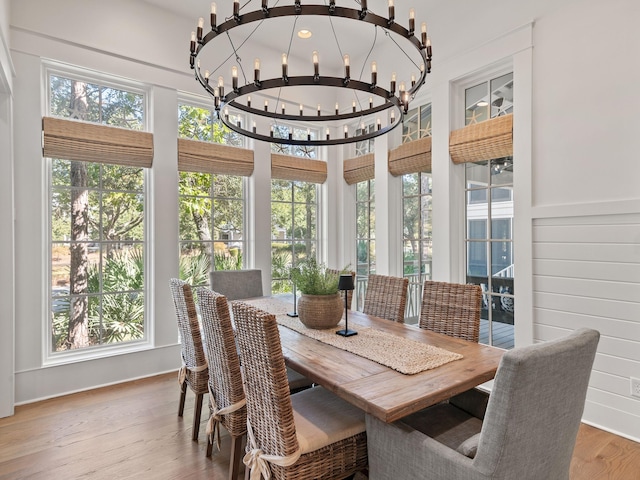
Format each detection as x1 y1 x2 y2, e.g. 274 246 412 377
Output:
242 297 462 375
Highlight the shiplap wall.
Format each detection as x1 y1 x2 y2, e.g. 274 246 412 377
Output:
533 212 640 439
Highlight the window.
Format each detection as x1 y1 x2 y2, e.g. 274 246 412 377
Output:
402 103 432 143
271 180 318 293
48 70 147 355
178 102 244 147
402 172 432 322
355 180 375 308
270 124 318 158
463 72 514 349
355 123 375 156
177 101 246 285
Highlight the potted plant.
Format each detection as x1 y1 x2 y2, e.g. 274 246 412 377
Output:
290 259 344 329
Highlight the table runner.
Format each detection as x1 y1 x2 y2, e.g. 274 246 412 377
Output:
242 297 462 375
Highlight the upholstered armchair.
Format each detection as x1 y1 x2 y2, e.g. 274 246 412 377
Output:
366 328 599 480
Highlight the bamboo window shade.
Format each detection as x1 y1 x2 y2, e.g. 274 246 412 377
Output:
449 113 513 164
178 138 254 176
388 136 432 176
42 116 153 168
271 154 327 183
343 153 374 185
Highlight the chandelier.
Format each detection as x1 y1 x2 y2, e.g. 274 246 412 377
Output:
189 0 432 146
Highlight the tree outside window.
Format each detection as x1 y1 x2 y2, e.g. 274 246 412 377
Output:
271 180 318 293
177 102 246 285
49 73 146 353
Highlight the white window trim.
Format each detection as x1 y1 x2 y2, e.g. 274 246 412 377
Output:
43 62 152 365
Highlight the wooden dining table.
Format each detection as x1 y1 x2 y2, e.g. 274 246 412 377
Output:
274 309 505 424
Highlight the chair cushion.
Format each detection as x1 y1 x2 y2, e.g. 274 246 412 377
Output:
401 403 482 453
287 367 313 391
456 432 480 458
291 386 366 454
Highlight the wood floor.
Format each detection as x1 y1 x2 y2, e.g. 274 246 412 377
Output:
1 373 638 480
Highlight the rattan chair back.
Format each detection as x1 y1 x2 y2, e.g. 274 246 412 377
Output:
169 278 209 440
196 287 246 438
231 302 298 460
363 274 409 323
419 280 482 343
232 301 368 480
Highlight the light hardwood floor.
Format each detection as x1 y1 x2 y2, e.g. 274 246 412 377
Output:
0 373 638 479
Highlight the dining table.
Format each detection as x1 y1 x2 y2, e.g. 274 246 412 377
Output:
243 297 505 424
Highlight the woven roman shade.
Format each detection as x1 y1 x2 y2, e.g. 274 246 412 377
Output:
343 153 374 185
449 113 513 164
388 136 432 176
271 153 327 183
178 138 254 176
42 116 153 168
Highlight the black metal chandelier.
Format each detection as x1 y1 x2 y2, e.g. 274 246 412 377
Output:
190 0 432 146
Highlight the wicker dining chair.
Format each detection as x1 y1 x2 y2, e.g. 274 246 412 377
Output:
363 274 409 323
196 287 247 480
419 280 482 343
169 278 209 441
231 301 368 480
327 268 356 310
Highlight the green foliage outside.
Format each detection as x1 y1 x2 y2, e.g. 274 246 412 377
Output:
52 248 145 350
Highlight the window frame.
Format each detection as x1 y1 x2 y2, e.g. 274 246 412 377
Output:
460 70 515 349
44 62 152 365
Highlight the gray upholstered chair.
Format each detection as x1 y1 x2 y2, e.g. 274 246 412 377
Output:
210 269 263 300
366 328 600 480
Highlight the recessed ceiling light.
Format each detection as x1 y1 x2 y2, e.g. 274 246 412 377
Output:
298 29 312 39
477 100 489 107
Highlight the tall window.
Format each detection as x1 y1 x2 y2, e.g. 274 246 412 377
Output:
402 172 432 322
48 71 147 354
178 101 246 285
271 180 318 293
464 72 514 349
355 180 375 309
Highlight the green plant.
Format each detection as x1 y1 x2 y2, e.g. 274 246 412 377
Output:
290 258 342 295
213 250 243 271
180 251 212 286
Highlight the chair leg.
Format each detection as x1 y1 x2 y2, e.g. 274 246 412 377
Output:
206 433 213 457
228 434 244 480
192 393 204 441
178 382 187 417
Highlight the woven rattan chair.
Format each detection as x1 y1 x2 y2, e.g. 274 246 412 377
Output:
196 287 247 480
231 301 368 480
169 278 209 441
363 274 409 323
419 281 482 343
327 268 356 310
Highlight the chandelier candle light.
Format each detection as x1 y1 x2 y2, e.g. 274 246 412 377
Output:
190 0 432 146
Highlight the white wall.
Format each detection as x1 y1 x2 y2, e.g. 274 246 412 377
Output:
0 0 15 418
529 0 640 441
7 0 640 441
